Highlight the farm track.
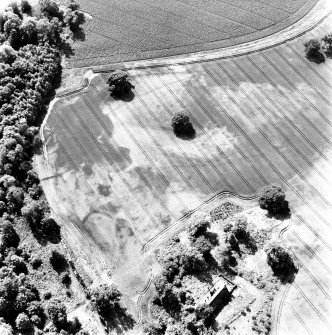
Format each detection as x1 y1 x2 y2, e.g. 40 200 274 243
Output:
40 8 332 335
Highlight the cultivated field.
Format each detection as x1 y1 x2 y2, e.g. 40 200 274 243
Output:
67 0 319 67
38 12 332 335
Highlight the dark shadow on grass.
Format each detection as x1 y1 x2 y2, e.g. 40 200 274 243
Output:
101 305 135 334
174 128 196 141
272 265 298 284
111 89 135 102
72 27 86 42
325 48 332 59
266 203 291 221
306 52 326 64
62 40 75 58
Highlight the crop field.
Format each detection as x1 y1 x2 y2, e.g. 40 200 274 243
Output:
67 0 319 67
38 12 332 334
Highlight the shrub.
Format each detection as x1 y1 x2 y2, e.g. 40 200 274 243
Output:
258 184 288 215
61 272 71 286
46 299 67 328
39 0 61 18
50 250 67 272
31 256 42 269
266 242 296 278
89 284 122 317
171 112 195 138
20 0 32 13
0 221 20 250
41 217 61 241
15 313 32 332
66 10 85 31
188 220 210 238
8 255 27 274
304 39 324 60
322 33 332 49
232 216 248 241
107 70 134 97
194 235 213 257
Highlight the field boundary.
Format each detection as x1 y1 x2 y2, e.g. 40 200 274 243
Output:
87 0 331 72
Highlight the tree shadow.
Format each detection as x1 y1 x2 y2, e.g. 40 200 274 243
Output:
174 128 196 141
205 231 219 247
325 48 332 59
101 305 135 334
111 89 135 102
72 27 86 42
306 52 326 64
266 203 291 221
62 40 75 58
272 264 298 284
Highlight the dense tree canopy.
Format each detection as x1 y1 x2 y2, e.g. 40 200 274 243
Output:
107 70 134 98
89 283 122 317
258 184 289 215
0 0 90 333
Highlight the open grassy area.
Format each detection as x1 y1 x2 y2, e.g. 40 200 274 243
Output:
67 0 319 67
38 12 332 335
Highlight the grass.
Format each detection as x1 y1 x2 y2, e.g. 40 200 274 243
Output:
37 13 332 335
66 0 319 67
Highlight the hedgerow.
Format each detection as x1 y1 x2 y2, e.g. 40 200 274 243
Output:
0 0 89 333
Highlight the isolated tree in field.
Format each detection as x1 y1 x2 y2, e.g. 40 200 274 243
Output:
107 70 134 98
266 242 296 279
171 112 195 138
258 184 288 215
304 39 324 61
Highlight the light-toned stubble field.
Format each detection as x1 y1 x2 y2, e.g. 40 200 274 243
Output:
38 13 332 335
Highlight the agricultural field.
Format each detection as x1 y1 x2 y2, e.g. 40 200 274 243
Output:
67 0 319 67
37 8 332 335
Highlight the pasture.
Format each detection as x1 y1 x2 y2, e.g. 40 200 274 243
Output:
68 0 318 67
39 13 332 334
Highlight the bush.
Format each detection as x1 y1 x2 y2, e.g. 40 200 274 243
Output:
0 221 20 250
61 272 71 286
304 39 324 61
41 217 61 242
31 256 42 269
232 216 248 241
15 313 32 332
89 284 122 317
46 300 67 328
258 184 288 215
267 242 296 278
107 70 134 97
50 250 67 272
20 0 32 13
171 112 195 138
188 220 210 238
322 33 332 49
